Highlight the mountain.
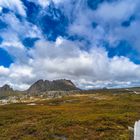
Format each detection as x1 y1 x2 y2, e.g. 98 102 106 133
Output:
0 84 13 92
27 79 79 94
0 84 14 99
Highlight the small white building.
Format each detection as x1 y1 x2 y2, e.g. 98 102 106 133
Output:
134 120 140 140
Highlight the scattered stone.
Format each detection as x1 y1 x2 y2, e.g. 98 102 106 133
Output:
27 103 36 106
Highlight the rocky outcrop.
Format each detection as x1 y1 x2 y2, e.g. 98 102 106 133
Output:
0 84 13 92
27 79 79 94
0 84 14 98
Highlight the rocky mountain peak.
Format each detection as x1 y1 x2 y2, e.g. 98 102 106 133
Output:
0 84 13 92
27 79 79 94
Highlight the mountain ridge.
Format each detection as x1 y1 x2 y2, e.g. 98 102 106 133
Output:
27 79 79 94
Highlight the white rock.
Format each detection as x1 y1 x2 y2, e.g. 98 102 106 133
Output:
134 120 140 140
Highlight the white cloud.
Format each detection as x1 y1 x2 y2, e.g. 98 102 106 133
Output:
27 0 63 8
0 12 43 61
52 0 64 4
60 0 140 50
0 66 9 75
27 0 50 8
0 37 140 90
0 0 140 90
0 0 26 16
0 7 2 13
95 0 137 21
0 13 43 39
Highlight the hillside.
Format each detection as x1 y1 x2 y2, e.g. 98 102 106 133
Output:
0 92 139 139
0 84 15 99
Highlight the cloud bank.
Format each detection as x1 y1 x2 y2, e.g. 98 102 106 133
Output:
0 0 140 90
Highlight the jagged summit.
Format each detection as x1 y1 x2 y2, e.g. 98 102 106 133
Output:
27 79 79 94
0 84 13 92
0 84 14 98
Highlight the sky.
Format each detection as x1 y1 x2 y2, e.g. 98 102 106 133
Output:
0 0 140 90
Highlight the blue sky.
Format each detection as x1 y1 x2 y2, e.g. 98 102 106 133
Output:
0 0 140 90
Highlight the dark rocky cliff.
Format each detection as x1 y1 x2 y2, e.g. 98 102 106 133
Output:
27 79 79 94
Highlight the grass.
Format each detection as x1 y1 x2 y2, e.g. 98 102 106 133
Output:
0 92 139 140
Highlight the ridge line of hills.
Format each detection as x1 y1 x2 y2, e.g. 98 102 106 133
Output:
0 79 140 99
0 79 80 98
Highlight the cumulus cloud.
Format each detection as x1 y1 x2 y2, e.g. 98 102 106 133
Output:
0 13 43 40
0 0 26 16
0 66 9 75
0 12 43 62
63 0 140 50
95 0 137 21
0 0 140 90
0 37 140 90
